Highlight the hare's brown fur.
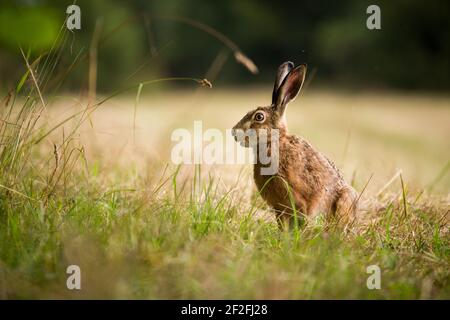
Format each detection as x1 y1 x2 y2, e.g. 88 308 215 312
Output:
232 62 358 229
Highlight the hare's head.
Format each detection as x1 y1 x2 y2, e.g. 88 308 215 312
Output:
232 62 307 147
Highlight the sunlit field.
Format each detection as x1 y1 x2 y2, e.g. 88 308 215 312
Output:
0 87 448 299
66 88 450 192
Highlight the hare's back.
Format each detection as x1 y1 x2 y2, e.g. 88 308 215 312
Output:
281 135 346 190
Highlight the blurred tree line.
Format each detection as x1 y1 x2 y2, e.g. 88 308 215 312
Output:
0 0 449 92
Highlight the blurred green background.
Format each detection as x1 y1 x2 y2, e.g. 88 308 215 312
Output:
0 0 449 92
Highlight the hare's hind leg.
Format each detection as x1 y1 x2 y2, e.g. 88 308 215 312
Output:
335 187 358 225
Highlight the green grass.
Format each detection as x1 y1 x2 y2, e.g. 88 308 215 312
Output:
0 150 448 298
0 30 449 299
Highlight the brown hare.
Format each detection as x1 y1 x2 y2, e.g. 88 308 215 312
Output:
232 61 358 229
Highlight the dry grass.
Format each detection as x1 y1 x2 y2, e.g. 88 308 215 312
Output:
44 88 450 191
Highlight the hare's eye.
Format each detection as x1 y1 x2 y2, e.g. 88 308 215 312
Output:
254 112 265 122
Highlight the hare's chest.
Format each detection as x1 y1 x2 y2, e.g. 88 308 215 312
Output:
254 170 291 210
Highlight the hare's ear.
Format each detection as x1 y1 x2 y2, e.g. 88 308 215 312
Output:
272 61 294 105
274 64 307 114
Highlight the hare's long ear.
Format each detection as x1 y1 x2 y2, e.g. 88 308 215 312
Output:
272 61 294 105
274 64 307 115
